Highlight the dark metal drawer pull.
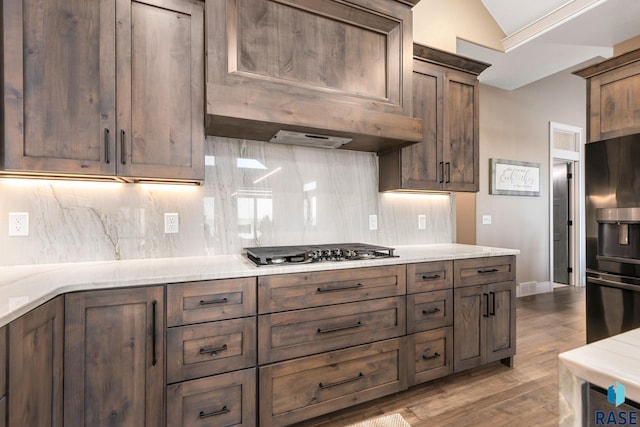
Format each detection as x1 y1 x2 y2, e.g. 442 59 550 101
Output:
422 352 441 360
422 274 441 280
199 406 229 419
317 283 363 293
199 344 228 356
319 372 364 389
477 268 499 274
120 129 126 165
199 297 228 305
317 321 362 334
422 307 441 315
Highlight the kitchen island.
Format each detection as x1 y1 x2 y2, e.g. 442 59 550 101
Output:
559 328 640 426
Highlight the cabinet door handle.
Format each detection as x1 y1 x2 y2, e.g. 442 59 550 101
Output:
483 293 489 318
151 300 158 366
317 283 363 293
422 307 441 315
319 372 364 389
422 351 441 360
199 344 228 356
439 162 444 183
317 321 362 334
422 274 441 280
199 406 230 419
490 291 496 316
104 128 111 164
199 297 228 305
120 129 126 165
478 268 499 274
445 162 451 183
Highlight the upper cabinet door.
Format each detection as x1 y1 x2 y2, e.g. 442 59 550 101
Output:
116 0 204 182
2 0 117 176
205 0 423 152
443 69 479 192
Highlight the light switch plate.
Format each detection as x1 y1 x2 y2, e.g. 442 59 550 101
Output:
482 215 492 225
418 215 427 230
369 214 378 231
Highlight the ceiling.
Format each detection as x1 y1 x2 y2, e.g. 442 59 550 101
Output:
456 0 640 90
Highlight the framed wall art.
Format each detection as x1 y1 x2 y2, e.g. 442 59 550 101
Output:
490 158 540 196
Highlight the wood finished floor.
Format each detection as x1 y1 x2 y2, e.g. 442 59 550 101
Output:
294 286 586 427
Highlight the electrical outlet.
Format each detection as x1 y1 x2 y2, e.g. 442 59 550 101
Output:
164 213 179 234
482 215 492 225
418 214 427 230
9 212 29 236
368 214 378 231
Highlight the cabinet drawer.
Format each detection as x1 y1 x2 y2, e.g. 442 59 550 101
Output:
167 318 256 383
453 256 515 288
258 296 406 364
259 338 406 427
0 396 5 427
258 265 406 313
407 261 453 293
408 327 453 386
167 277 256 326
407 290 452 334
167 368 256 427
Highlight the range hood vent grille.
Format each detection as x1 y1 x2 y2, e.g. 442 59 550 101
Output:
269 130 352 149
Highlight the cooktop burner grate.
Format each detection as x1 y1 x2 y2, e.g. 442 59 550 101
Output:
244 243 396 266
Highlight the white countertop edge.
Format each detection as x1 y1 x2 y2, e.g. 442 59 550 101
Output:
559 328 640 403
0 243 519 327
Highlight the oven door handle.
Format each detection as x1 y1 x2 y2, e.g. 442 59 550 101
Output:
588 276 640 292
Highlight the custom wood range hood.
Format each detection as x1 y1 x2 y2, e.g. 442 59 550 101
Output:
205 0 423 153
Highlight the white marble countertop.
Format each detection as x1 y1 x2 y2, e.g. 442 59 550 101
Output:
559 328 640 403
0 243 518 328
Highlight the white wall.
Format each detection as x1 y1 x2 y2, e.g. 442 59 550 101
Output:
476 70 586 285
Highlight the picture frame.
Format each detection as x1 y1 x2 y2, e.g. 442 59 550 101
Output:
490 158 540 196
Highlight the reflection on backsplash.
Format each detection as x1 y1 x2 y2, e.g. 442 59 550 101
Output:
0 136 454 266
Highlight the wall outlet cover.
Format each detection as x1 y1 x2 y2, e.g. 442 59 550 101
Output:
164 213 179 234
9 212 29 236
368 214 378 231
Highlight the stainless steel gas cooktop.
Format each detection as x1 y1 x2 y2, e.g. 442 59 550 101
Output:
244 243 396 266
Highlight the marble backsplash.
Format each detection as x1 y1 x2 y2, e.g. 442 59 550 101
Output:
0 136 454 266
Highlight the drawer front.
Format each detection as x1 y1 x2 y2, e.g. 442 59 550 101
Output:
407 289 452 334
167 277 256 326
167 318 257 383
407 261 453 293
258 296 406 364
453 256 515 288
259 338 406 427
258 265 406 313
167 368 256 427
408 327 453 386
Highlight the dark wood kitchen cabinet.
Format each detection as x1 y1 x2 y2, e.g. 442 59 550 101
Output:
406 261 453 386
166 277 257 426
573 48 640 142
64 286 165 426
8 297 64 427
1 0 204 183
379 44 490 192
0 326 5 427
205 0 422 152
453 256 516 372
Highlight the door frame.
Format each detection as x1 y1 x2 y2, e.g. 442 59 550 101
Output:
548 122 585 287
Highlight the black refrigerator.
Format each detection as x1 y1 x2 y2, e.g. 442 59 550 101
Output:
585 134 640 343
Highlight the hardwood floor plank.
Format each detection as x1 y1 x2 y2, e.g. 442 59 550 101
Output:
293 287 585 427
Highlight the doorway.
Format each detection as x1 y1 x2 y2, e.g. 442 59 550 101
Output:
549 122 585 288
553 162 571 285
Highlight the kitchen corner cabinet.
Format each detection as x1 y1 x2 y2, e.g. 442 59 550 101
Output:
379 44 490 192
573 48 640 143
64 287 165 426
1 0 204 183
453 256 516 372
8 297 64 427
205 0 422 153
